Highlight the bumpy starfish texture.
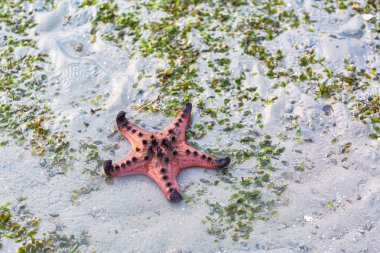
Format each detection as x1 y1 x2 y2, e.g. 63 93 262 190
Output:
103 103 231 203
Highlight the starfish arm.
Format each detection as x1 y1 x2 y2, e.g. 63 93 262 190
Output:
177 144 231 170
103 152 149 177
115 111 151 146
147 160 183 202
163 102 192 141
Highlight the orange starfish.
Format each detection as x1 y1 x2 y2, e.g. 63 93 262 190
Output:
103 103 231 202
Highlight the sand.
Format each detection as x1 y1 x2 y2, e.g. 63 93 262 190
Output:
0 0 379 252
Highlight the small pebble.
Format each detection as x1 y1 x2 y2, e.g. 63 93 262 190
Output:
74 43 83 52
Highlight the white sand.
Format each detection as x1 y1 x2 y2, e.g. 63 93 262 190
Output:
1 0 379 252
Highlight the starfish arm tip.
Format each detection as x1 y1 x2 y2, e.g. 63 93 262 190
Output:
168 189 183 202
181 102 192 114
103 159 113 176
216 156 231 168
116 111 128 127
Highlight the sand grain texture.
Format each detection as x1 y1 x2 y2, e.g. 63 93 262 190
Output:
0 0 379 252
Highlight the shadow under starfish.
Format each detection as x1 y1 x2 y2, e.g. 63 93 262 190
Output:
103 103 231 203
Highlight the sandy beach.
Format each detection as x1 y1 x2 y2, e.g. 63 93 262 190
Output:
0 0 379 252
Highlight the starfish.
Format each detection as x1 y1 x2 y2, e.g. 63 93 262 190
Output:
103 103 231 202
